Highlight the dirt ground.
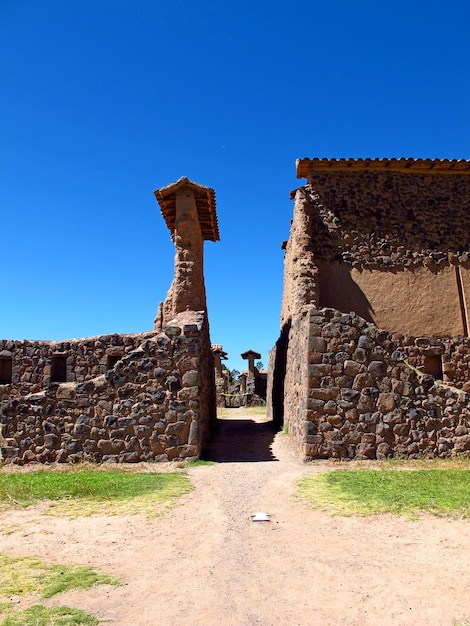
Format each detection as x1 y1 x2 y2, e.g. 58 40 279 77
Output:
1 409 470 626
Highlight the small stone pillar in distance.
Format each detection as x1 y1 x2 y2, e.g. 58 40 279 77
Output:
212 344 228 378
241 349 261 378
154 177 220 329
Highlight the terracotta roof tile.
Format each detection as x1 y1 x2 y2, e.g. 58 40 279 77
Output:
296 157 470 179
154 176 220 242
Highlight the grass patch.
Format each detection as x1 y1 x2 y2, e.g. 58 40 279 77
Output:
296 468 470 518
0 468 193 517
0 603 13 619
374 455 470 470
184 459 216 467
1 604 99 626
217 405 267 418
0 554 120 599
0 554 119 625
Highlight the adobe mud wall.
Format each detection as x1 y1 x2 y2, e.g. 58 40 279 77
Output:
282 165 470 337
1 311 215 464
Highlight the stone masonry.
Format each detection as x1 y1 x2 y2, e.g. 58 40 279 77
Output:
1 312 214 464
1 178 218 464
281 307 470 460
270 158 470 460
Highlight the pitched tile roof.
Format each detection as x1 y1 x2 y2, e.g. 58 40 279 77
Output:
154 176 220 242
296 157 470 179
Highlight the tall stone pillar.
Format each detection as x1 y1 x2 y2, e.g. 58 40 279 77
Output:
241 349 261 377
154 177 219 329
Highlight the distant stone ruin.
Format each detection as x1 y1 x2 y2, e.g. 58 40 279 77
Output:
213 346 267 408
0 177 218 464
240 350 267 403
269 158 470 460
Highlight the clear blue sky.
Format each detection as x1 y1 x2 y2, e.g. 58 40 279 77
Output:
1 1 469 373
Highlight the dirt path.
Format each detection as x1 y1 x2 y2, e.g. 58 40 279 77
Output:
1 410 470 625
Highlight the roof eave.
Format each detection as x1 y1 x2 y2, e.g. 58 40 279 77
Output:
296 157 470 179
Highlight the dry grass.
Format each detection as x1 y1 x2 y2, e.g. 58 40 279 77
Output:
216 405 267 419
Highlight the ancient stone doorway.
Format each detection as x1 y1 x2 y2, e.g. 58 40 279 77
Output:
203 409 279 462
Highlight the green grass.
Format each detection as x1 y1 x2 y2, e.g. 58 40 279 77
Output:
0 554 120 599
184 459 216 467
0 554 120 626
296 468 470 518
0 467 193 517
0 604 13 618
1 605 99 626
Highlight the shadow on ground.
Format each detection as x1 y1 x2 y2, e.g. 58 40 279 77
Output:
203 417 279 462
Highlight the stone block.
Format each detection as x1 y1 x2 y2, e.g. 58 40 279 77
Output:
344 360 363 376
56 385 76 400
308 336 326 352
306 398 325 411
309 387 339 401
182 370 198 386
307 364 332 377
368 361 388 378
376 442 393 459
304 442 329 458
178 386 199 399
377 392 396 413
354 442 376 459
323 400 337 414
188 420 199 446
327 414 343 427
382 409 404 426
353 372 375 390
358 335 376 349
452 435 470 452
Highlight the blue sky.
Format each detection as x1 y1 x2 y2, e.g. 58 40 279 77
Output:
1 1 470 373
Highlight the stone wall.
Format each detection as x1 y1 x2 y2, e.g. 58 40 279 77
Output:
1 311 216 464
0 333 151 399
283 307 470 461
271 160 470 459
282 169 470 336
299 169 470 269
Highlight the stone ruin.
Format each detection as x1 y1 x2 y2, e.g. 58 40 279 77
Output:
239 350 267 405
268 158 470 460
0 177 219 464
3 158 470 464
213 346 267 408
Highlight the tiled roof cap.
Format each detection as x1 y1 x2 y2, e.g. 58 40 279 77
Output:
212 344 228 358
241 349 261 360
154 176 220 242
296 157 470 179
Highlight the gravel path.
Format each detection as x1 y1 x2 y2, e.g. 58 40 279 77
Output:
1 409 470 625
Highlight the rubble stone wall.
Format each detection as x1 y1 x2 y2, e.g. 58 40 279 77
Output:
284 307 470 461
0 333 151 400
282 174 470 336
0 311 215 464
272 167 470 459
